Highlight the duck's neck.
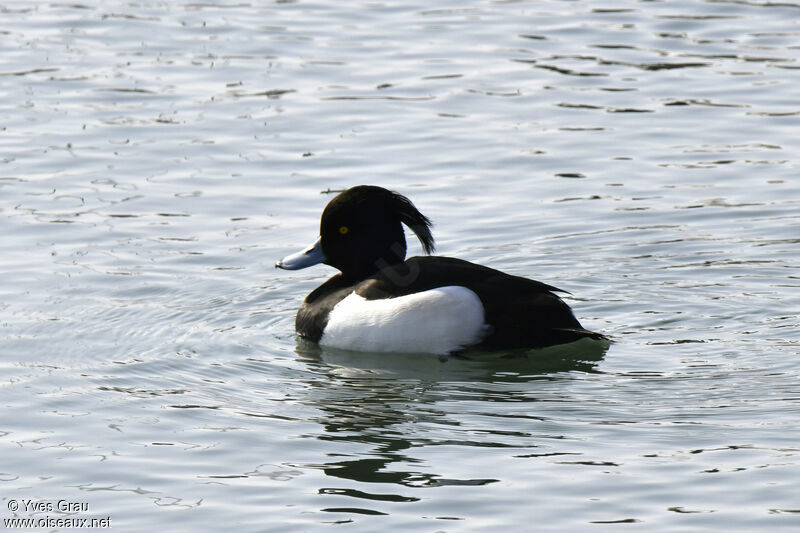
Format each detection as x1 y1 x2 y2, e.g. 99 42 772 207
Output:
341 244 407 283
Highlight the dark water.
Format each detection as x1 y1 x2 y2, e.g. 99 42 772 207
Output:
1 1 799 531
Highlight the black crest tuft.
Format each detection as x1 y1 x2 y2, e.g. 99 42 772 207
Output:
390 190 435 255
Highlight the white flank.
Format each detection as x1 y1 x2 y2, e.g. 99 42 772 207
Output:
319 286 489 355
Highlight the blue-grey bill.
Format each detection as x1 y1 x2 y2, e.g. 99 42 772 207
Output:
275 236 327 270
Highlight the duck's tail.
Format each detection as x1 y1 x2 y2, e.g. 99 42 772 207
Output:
553 328 610 344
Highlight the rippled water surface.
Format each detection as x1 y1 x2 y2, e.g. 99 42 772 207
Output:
2 0 800 530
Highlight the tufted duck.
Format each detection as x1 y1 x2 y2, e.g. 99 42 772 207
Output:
276 185 604 354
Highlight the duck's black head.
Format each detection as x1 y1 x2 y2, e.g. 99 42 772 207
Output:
276 185 435 281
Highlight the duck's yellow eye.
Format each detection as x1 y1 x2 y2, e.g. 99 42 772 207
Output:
339 225 349 235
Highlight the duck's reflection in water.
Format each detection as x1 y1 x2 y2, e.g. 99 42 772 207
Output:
291 338 608 516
